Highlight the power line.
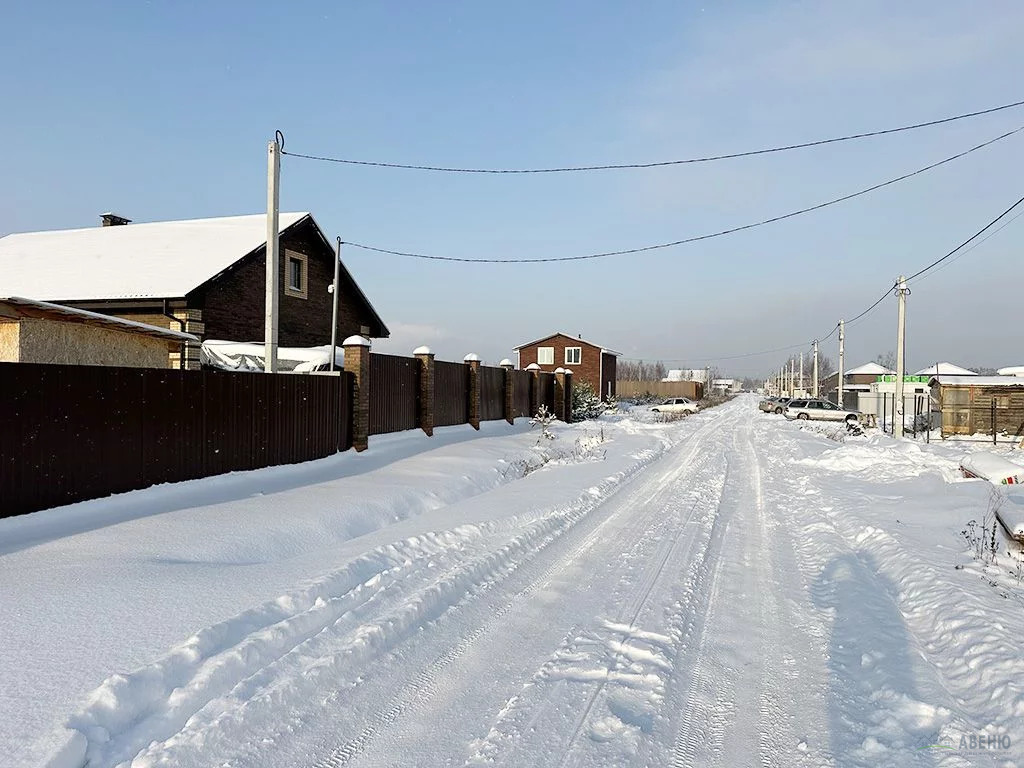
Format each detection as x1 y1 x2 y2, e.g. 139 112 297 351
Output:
342 127 1023 264
279 98 1024 174
909 207 1024 285
905 192 1024 283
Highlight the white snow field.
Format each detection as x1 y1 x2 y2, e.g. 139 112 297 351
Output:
4 395 1024 767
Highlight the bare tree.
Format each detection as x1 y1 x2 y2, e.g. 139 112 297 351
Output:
875 350 897 370
818 354 836 379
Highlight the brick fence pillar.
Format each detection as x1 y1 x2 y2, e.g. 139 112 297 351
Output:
343 335 371 451
464 353 481 430
500 358 515 424
553 367 566 422
526 363 540 416
414 345 435 437
563 368 574 423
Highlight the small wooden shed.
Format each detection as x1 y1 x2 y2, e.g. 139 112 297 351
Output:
0 296 197 368
930 375 1024 438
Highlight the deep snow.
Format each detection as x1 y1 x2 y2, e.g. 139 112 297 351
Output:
3 396 1024 767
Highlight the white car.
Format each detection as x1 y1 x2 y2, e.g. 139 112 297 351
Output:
651 397 699 415
783 399 862 423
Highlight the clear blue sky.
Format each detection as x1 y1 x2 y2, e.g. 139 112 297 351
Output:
2 1 1022 377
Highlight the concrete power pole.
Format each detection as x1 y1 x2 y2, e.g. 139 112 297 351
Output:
813 340 819 398
329 237 342 372
895 275 909 437
799 352 804 397
837 319 845 406
265 136 281 373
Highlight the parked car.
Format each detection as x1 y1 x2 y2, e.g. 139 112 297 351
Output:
759 396 791 414
651 397 699 415
783 399 863 423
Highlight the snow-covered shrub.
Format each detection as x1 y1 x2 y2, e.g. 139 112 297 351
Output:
530 405 557 444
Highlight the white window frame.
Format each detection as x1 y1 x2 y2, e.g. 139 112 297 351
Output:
537 346 554 365
284 250 308 299
565 347 581 365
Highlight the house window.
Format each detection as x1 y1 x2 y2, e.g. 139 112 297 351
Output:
284 250 308 299
537 346 554 365
565 347 581 365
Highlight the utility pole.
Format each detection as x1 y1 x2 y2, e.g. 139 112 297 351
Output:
838 320 845 406
328 237 342 372
265 135 281 373
799 352 804 397
813 340 819 398
789 357 795 396
895 275 909 437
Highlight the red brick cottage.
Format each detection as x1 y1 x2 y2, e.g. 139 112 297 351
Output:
514 332 621 400
0 212 389 368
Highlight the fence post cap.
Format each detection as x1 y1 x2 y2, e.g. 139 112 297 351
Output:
525 363 541 371
342 335 371 347
499 358 514 368
413 345 433 355
554 367 565 374
463 353 480 362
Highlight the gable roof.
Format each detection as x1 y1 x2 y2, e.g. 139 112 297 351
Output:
0 296 197 345
513 332 622 356
914 362 976 376
0 212 309 301
844 362 894 376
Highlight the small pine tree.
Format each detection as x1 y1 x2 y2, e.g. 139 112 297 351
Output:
571 381 610 422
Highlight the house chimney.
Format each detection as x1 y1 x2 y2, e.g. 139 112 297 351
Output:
100 212 132 227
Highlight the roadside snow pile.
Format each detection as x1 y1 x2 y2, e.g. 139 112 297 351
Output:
795 433 960 481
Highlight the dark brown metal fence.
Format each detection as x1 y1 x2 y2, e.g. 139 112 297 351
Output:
539 372 556 413
480 366 505 422
434 360 469 427
368 354 419 436
512 370 532 417
0 362 352 518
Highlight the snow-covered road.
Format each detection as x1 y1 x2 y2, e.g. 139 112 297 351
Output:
6 396 1024 767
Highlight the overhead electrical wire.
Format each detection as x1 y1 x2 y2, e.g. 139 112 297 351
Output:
341 126 1023 263
909 207 1024 285
625 190 1024 365
279 98 1024 174
905 192 1024 283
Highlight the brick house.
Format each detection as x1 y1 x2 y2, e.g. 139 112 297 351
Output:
514 332 620 400
0 212 389 368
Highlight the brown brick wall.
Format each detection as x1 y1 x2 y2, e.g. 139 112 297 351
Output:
194 218 383 347
517 334 609 399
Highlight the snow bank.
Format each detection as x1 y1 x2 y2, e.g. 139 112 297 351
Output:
795 434 959 481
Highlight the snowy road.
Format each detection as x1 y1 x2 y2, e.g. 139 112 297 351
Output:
6 396 1024 767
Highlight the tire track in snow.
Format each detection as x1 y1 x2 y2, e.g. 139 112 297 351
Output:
459 415 736 768
307 416 730 768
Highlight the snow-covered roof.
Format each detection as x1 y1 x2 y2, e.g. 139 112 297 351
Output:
0 212 308 301
997 366 1024 377
0 296 197 343
914 362 976 376
844 362 894 376
931 375 1024 388
513 332 622 356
